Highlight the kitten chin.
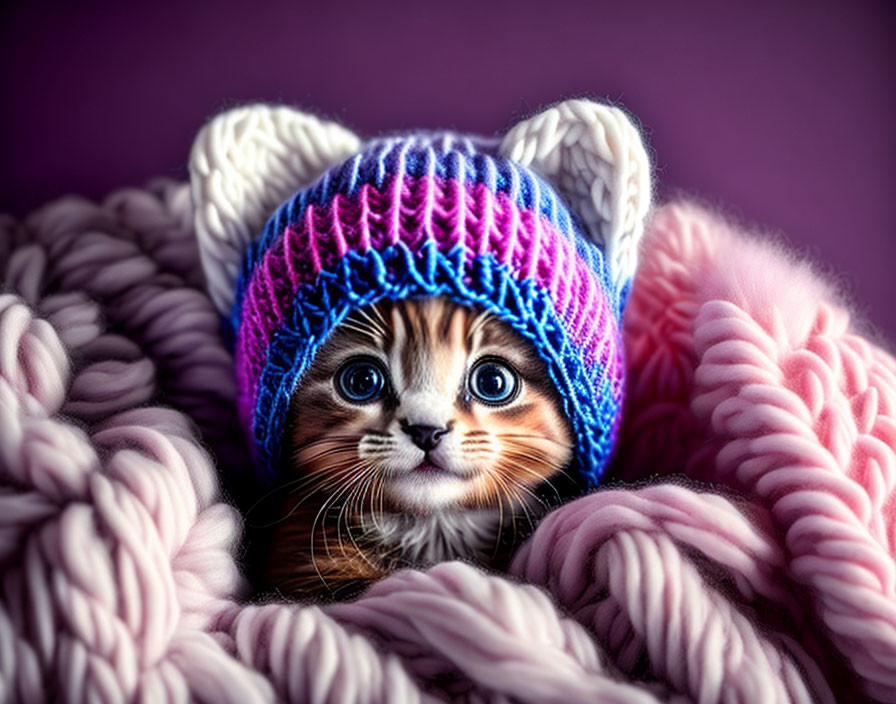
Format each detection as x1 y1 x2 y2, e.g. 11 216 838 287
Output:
262 297 578 601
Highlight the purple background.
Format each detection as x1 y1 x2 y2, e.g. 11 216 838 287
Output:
2 1 894 341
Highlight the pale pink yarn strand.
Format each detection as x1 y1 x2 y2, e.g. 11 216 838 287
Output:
1 186 894 701
613 203 896 701
511 485 835 702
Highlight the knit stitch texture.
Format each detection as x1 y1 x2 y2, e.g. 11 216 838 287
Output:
231 134 624 486
2 183 894 702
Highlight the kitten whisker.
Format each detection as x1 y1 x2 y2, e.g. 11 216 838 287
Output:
286 449 358 482
496 433 572 449
357 476 400 567
246 461 360 528
310 467 376 585
501 439 577 480
338 464 381 573
336 318 385 343
359 475 385 537
294 433 365 449
309 494 343 584
485 468 506 561
375 473 387 536
353 306 390 339
366 302 391 331
498 457 567 511
244 477 312 526
503 452 562 479
263 468 361 529
295 446 364 466
494 470 540 537
283 454 369 502
487 470 527 557
506 470 552 514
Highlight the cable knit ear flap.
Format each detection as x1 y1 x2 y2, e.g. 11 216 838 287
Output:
499 99 652 298
189 104 362 315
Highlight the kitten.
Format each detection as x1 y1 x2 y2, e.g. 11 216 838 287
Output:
264 297 578 600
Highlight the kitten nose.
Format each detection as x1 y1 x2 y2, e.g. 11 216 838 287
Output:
401 421 451 451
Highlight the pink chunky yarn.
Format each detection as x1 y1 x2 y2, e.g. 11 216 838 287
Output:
611 203 896 701
1 184 894 702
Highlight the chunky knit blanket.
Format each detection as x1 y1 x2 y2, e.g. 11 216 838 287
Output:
2 181 894 703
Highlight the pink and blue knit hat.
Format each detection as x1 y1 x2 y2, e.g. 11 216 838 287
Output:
189 100 652 488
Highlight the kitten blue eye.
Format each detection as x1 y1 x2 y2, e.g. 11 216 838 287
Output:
336 357 386 403
469 358 519 405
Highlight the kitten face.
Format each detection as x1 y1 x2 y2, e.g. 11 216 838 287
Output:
285 298 574 516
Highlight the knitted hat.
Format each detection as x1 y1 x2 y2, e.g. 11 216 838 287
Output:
189 99 651 487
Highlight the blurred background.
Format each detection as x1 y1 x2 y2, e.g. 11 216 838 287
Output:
1 0 894 340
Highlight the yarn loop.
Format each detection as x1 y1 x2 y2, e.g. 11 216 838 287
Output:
1 185 894 702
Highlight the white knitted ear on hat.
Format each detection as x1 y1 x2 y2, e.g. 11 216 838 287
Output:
189 105 362 315
499 99 652 292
